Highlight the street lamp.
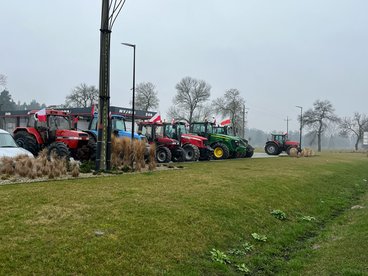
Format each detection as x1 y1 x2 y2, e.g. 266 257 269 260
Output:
296 106 303 149
121 43 136 142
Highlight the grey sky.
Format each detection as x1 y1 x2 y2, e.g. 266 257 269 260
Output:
1 0 367 132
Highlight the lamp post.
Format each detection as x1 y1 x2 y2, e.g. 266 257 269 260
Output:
122 42 136 168
296 106 303 148
121 43 136 141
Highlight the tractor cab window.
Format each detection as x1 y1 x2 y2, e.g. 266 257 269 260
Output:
141 125 153 140
177 124 188 135
164 125 175 139
112 117 126 131
273 135 285 143
49 116 70 130
227 127 235 136
155 125 164 138
90 117 98 130
191 124 206 135
214 127 225 134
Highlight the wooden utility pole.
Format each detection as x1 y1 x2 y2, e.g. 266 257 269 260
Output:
285 116 291 134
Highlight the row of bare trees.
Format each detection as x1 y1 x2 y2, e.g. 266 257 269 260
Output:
301 100 368 151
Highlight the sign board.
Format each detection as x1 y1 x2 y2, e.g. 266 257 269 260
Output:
363 132 368 146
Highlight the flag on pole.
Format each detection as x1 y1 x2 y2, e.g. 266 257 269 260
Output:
148 113 161 123
220 118 231 126
35 108 47 122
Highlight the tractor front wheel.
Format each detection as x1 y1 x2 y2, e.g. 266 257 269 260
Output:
48 142 70 160
14 131 39 156
245 149 254 158
183 144 200 162
212 143 230 160
156 146 172 163
265 143 279 155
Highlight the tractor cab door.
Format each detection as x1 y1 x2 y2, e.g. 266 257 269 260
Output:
191 123 207 138
139 124 154 143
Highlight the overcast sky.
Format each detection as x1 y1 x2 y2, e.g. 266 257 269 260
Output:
1 0 367 132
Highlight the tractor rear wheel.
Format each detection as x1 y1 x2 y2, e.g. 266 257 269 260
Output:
156 146 172 163
48 142 70 160
265 143 279 155
212 143 230 160
183 144 200 161
14 131 39 156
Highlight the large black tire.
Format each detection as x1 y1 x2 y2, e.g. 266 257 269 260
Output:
172 147 185 162
14 131 39 156
182 144 200 162
265 143 279 155
156 146 172 163
245 149 254 158
212 143 230 160
77 140 97 161
48 142 70 160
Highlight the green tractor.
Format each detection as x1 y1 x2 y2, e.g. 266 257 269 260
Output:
213 125 254 158
190 121 247 160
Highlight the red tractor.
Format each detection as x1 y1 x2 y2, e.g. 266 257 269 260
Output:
13 109 95 160
265 133 300 155
138 121 184 163
163 121 213 161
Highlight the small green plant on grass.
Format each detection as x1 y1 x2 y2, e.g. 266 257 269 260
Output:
271 209 287 220
79 161 95 173
236 263 250 274
228 242 253 256
301 215 316 221
251 233 267 242
210 248 231 264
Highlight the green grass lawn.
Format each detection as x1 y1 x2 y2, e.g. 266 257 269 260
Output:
0 153 367 275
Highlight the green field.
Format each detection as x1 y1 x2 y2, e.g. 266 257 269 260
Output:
0 153 367 275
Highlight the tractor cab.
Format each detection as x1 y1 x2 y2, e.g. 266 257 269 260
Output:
138 121 184 163
163 121 213 161
271 133 287 144
87 113 142 142
190 121 214 138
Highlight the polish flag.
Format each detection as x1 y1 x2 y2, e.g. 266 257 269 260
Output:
149 113 161 123
35 108 47 122
220 118 231 126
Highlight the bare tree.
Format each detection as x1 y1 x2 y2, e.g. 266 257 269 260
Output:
135 82 159 111
302 100 340 152
0 74 7 88
171 77 211 124
65 83 99 108
213 89 245 135
339 113 368 151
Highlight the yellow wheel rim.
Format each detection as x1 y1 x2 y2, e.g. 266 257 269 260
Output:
214 147 223 158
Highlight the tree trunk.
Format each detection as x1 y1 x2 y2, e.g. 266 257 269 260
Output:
355 137 359 151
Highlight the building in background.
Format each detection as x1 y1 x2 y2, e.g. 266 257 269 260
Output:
0 106 156 133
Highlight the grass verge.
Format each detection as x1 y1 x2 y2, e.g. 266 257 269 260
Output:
0 152 367 275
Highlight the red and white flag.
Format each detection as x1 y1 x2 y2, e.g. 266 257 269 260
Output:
35 108 47 122
149 113 161 123
220 118 231 126
171 118 175 124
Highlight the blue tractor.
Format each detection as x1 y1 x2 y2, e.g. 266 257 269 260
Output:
85 114 142 142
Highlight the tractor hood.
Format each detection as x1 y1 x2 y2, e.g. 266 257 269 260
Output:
285 141 300 147
56 129 89 140
157 137 180 145
211 133 239 141
181 133 207 142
